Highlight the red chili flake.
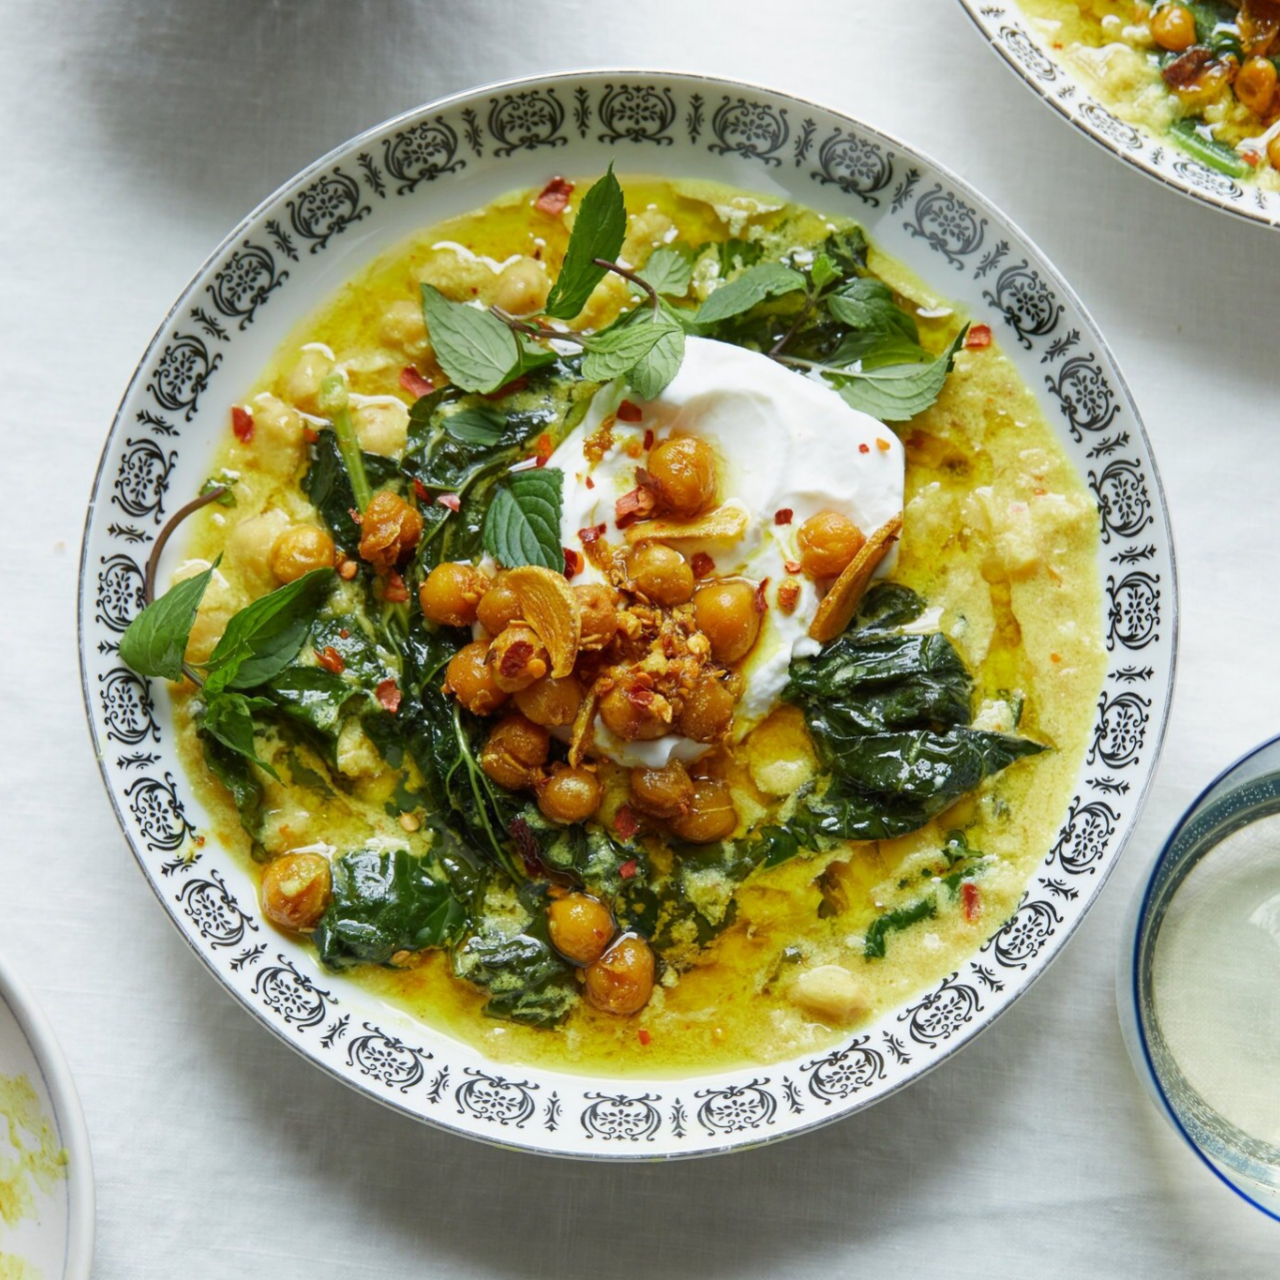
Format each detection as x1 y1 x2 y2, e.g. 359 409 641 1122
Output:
637 1028 651 1046
1244 149 1262 168
961 881 980 922
500 640 535 680
564 547 583 578
615 486 656 529
534 433 554 467
376 678 402 714
400 366 433 399
413 478 429 502
858 443 870 454
510 818 549 878
585 475 595 490
580 523 607 546
627 685 656 708
691 551 715 579
194 834 206 848
302 426 320 444
1050 652 1061 664
964 324 993 350
777 580 801 615
384 571 410 603
316 646 345 674
617 399 643 423
614 805 640 840
753 578 770 615
339 629 350 639
642 429 655 452
348 507 363 525
784 559 802 575
231 406 255 444
485 376 528 401
619 859 638 881
774 507 793 526
437 493 462 512
534 176 574 215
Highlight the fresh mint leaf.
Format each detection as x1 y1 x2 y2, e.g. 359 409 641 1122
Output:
442 406 505 447
202 691 280 779
420 284 520 393
483 467 565 570
627 318 685 399
808 253 842 291
118 561 217 681
544 165 627 320
581 318 675 382
204 568 333 695
637 244 694 298
825 328 967 423
828 278 919 342
694 262 806 326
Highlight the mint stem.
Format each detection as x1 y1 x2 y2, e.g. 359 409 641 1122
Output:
595 258 659 318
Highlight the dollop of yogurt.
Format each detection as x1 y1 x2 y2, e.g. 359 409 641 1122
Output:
548 336 904 767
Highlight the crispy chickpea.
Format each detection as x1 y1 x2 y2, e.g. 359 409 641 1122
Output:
476 573 524 635
261 853 332 932
669 778 738 844
268 525 336 584
583 933 655 1015
1236 55 1278 116
575 582 621 651
1150 3 1197 52
693 580 761 664
548 893 615 966
646 436 716 518
489 624 550 694
599 678 672 742
480 714 550 790
514 673 585 727
444 641 508 715
537 764 602 823
797 510 865 578
420 562 489 628
358 490 424 569
677 674 736 742
629 760 694 820
1269 132 1280 172
629 543 695 606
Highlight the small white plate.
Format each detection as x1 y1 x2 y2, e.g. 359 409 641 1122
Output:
0 950 94 1278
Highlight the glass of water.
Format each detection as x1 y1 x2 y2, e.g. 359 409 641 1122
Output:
1118 734 1280 1222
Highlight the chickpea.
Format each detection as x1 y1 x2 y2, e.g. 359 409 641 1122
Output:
1269 132 1280 172
677 675 736 742
669 778 738 843
693 580 761 663
1236 56 1278 116
537 764 602 824
476 573 525 635
629 760 694 820
420 562 489 628
489 623 550 693
354 399 409 458
548 893 615 966
252 394 306 474
575 582 621 650
1150 3 1197 52
269 525 336 584
493 257 551 314
480 714 550 791
358 490 424 569
283 348 334 414
646 436 716 518
227 509 291 589
444 641 508 715
380 298 430 358
797 510 865 578
583 933 655 1015
599 678 672 741
261 853 332 932
514 673 585 727
629 543 694 606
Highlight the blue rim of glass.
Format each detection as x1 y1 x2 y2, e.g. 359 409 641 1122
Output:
1130 730 1280 1224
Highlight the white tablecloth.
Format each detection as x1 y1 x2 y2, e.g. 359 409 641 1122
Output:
3 0 1278 1273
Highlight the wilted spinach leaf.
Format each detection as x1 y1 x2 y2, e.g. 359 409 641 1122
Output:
302 429 402 549
864 896 937 959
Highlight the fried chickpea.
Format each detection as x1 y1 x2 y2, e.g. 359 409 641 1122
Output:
548 893 615 966
629 760 694 820
476 573 524 635
629 543 695 606
1150 3 1196 52
419 562 489 628
269 525 335 584
575 582 621 650
444 641 508 715
693 580 761 664
489 624 550 694
646 436 716 518
1269 132 1280 172
669 778 738 843
514 673 585 727
480 714 550 791
261 853 332 932
677 674 736 742
537 764 602 824
583 933 655 1015
1236 55 1278 116
797 510 865 578
358 490 424 569
599 678 672 742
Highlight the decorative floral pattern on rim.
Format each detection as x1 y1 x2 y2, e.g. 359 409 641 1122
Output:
80 73 1173 1158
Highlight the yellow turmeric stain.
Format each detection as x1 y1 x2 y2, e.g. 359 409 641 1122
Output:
0 1073 67 1280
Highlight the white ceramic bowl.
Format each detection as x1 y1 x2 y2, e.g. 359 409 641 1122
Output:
79 70 1177 1159
956 1 1280 227
0 949 94 1275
